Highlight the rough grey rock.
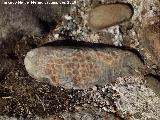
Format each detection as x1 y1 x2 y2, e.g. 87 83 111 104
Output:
0 0 72 54
113 76 160 120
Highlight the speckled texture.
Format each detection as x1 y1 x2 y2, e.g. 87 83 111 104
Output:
24 46 143 89
141 16 160 73
114 76 160 120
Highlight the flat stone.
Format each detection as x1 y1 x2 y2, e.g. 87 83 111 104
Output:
24 46 143 89
88 4 133 30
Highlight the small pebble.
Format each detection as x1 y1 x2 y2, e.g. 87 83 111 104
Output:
88 4 133 30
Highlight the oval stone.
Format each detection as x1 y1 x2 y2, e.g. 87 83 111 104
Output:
88 4 133 30
24 47 143 89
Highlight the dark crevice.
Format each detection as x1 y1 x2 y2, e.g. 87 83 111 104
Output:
38 18 57 34
28 43 38 49
0 87 12 98
145 73 160 81
41 39 145 63
6 53 19 60
0 70 8 82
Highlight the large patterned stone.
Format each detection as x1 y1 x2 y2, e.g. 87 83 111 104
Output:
24 46 143 89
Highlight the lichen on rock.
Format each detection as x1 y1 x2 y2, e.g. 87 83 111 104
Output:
113 76 160 120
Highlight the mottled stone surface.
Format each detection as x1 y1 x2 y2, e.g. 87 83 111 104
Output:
142 16 160 72
88 4 133 30
24 46 143 89
144 17 160 56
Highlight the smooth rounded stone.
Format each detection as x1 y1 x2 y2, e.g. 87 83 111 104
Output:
24 46 143 89
88 4 133 30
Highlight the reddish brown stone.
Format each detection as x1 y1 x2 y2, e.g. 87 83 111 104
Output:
24 47 143 89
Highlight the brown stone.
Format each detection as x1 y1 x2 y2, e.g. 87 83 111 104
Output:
143 16 160 57
88 4 133 30
142 16 160 74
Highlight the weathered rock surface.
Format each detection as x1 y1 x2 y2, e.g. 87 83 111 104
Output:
142 16 160 74
0 0 72 54
88 4 133 30
113 76 160 120
24 46 143 89
0 0 72 37
44 0 160 76
143 17 160 57
1 0 160 119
